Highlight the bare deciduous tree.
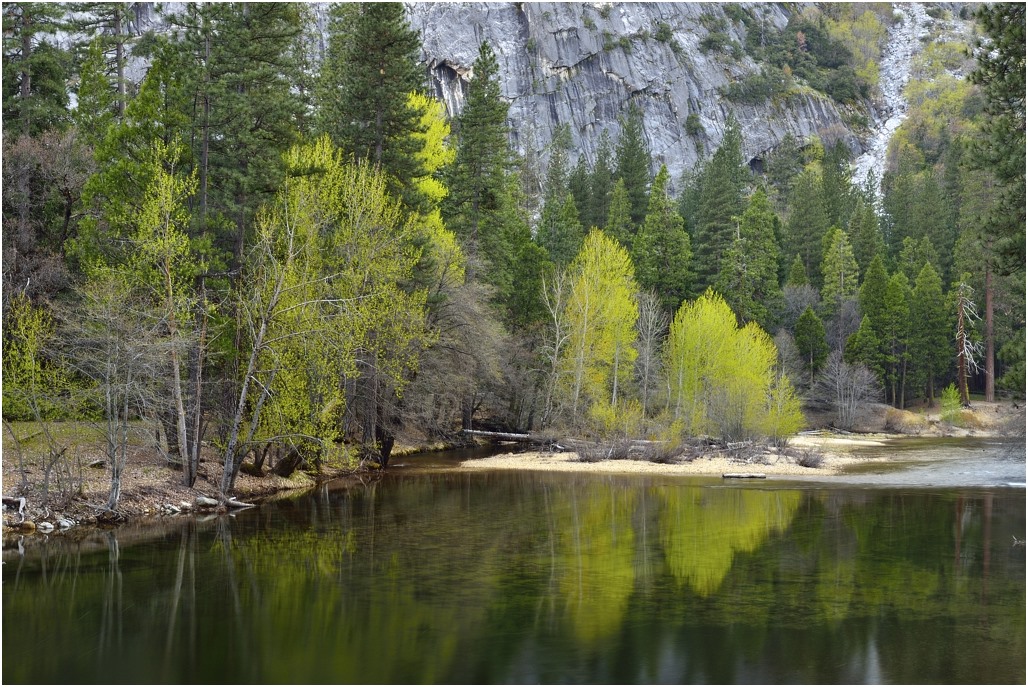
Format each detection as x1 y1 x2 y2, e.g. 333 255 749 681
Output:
814 350 883 430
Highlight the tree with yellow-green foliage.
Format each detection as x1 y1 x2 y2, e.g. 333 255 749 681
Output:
221 137 431 491
559 229 639 427
664 290 803 441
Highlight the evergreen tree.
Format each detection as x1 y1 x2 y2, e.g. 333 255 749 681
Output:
568 157 592 228
848 195 885 277
714 187 783 329
585 130 614 229
605 179 634 249
795 305 828 386
538 193 585 268
67 2 134 120
844 315 884 380
614 105 650 226
786 253 809 286
317 2 426 211
858 254 889 344
632 166 692 314
882 271 911 407
784 167 830 287
442 41 512 288
821 140 855 229
897 235 938 283
693 116 747 290
2 2 69 135
969 3 1026 276
909 262 950 403
820 227 859 320
162 3 304 262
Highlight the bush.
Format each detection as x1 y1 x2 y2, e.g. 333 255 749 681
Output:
654 21 673 43
723 69 787 104
685 113 703 136
884 407 930 434
796 450 825 468
940 383 961 423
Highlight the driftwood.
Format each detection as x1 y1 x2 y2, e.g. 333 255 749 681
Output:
462 429 534 442
722 473 767 479
193 495 256 510
2 496 26 523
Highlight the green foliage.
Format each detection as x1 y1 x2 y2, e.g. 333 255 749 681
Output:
2 3 70 135
820 227 860 319
2 293 66 421
844 315 884 380
632 166 692 313
723 69 789 104
969 3 1026 277
693 116 747 290
560 230 640 424
538 193 585 268
443 41 514 293
614 105 650 226
654 22 673 43
909 263 950 402
795 306 828 385
939 383 961 422
786 253 809 287
317 2 425 211
848 196 885 276
685 113 703 137
714 187 783 329
664 290 801 441
604 178 634 249
784 167 830 288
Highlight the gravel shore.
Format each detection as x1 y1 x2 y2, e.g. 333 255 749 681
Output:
458 435 895 477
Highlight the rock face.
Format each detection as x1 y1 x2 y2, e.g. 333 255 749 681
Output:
409 2 863 190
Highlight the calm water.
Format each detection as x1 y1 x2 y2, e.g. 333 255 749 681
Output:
3 448 1025 684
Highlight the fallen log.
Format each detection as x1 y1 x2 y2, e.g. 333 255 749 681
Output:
462 429 534 442
722 473 767 479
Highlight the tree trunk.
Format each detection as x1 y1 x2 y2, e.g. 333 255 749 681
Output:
957 304 970 405
984 266 995 402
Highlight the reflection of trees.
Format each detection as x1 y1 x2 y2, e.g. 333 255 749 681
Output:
657 487 801 596
552 481 637 644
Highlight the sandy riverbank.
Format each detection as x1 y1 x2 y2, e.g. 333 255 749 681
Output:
458 435 900 478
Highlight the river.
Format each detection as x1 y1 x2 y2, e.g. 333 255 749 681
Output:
3 439 1025 684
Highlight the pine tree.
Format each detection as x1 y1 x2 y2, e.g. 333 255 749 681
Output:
605 179 634 249
442 41 512 288
969 3 1026 277
163 3 304 262
897 235 938 283
632 166 692 314
844 315 884 380
882 271 911 407
316 2 426 211
693 116 747 290
714 187 783 329
909 262 950 403
820 227 859 320
848 195 885 277
67 2 133 120
858 254 889 344
2 3 69 135
784 166 830 287
821 140 855 229
538 193 585 268
586 130 614 229
795 305 828 386
786 253 809 287
614 105 651 226
568 158 592 228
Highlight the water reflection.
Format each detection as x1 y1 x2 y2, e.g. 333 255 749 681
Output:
2 472 1024 684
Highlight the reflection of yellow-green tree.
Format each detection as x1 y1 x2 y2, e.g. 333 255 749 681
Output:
658 488 801 596
549 482 637 644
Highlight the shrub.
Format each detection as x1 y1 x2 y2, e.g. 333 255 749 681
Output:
940 383 961 423
884 407 930 434
654 22 673 43
685 113 703 136
796 450 825 468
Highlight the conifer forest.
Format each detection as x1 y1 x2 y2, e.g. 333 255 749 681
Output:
2 2 1024 504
